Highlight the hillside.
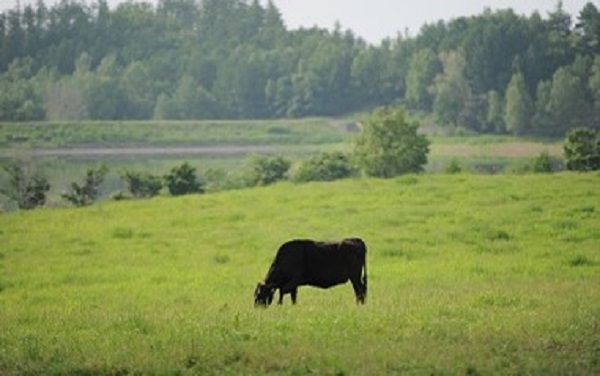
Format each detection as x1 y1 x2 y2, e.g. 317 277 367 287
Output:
1 174 598 374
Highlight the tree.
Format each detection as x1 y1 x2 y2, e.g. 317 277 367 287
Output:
504 71 533 135
0 58 46 120
590 56 600 125
3 8 24 65
350 45 398 107
575 2 600 56
545 66 591 136
354 106 430 178
158 0 198 30
532 80 553 134
460 9 530 94
172 75 218 119
259 0 286 46
62 166 109 206
293 151 356 183
212 46 270 118
245 155 291 186
432 50 471 126
121 170 162 198
0 160 50 210
564 127 600 171
533 152 554 173
86 55 127 120
405 49 440 111
121 61 157 119
485 90 505 133
164 162 204 196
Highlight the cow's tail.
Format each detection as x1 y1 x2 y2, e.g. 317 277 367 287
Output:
362 246 367 289
359 239 367 299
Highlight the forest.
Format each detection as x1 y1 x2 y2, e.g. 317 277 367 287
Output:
0 0 599 136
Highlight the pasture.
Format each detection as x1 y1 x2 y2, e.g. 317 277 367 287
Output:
0 173 598 374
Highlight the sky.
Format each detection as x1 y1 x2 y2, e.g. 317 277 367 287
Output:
0 0 594 44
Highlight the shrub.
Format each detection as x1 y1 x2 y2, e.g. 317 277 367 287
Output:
0 160 50 210
121 170 162 198
354 106 430 178
444 159 463 174
62 165 108 206
164 162 204 196
533 152 553 173
564 127 600 171
245 155 291 186
293 152 356 183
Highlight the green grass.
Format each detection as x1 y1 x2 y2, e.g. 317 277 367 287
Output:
0 173 598 374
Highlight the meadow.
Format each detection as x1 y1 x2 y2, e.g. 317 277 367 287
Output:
0 173 598 375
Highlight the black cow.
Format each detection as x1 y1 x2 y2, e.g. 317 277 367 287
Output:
254 238 367 306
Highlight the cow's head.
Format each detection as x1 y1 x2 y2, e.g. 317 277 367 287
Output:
254 282 274 307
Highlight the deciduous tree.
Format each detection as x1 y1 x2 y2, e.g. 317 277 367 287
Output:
504 71 533 135
564 127 600 171
0 160 50 210
406 49 440 111
354 106 429 178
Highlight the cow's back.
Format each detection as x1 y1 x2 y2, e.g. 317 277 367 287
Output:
302 239 365 288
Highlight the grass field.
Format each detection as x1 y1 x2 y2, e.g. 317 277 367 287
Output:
1 173 598 374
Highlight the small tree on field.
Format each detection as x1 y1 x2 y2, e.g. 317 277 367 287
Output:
444 159 463 174
121 170 162 198
0 160 50 210
62 165 109 206
564 127 600 171
504 72 533 135
245 155 291 186
354 106 430 178
533 152 554 173
293 151 356 183
164 162 204 196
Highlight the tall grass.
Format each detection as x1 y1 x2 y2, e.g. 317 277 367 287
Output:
0 174 598 374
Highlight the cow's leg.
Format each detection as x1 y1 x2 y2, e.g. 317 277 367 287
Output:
351 277 366 304
290 287 298 304
279 281 299 305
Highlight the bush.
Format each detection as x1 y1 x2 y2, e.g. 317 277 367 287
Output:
245 155 291 186
0 160 50 210
121 170 162 198
164 162 204 196
293 152 356 183
354 106 430 178
444 159 463 174
62 166 108 206
564 127 600 171
533 152 554 173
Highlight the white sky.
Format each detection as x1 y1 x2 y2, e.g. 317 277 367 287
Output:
0 0 595 44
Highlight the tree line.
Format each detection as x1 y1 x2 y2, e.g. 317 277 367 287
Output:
0 0 599 136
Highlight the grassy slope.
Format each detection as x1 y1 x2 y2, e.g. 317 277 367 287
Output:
0 173 598 374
